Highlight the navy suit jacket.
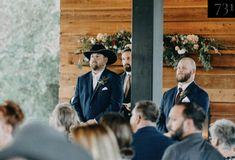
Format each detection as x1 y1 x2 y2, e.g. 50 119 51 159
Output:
120 72 131 103
132 126 174 160
119 72 132 119
72 69 123 122
157 81 209 133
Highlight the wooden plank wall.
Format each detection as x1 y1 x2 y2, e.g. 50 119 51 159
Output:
60 0 235 123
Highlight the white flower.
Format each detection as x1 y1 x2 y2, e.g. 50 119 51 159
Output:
177 48 187 54
193 44 199 50
186 35 199 44
175 46 180 51
96 33 103 41
113 45 117 49
96 33 107 42
171 36 176 42
90 37 96 44
125 44 132 50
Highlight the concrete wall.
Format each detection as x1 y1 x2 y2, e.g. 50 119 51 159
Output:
0 0 60 121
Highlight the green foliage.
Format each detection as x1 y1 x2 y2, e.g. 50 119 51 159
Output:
78 32 221 71
163 34 220 71
77 31 132 54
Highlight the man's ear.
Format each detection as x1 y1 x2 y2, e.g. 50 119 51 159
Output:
104 57 108 64
136 114 141 124
184 118 194 132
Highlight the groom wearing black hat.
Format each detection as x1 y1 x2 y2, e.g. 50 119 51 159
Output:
72 44 123 124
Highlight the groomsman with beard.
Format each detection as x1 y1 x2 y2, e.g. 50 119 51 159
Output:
120 47 132 120
157 57 209 133
162 102 224 160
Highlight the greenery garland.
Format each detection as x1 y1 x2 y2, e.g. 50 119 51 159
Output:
76 30 132 54
163 34 220 71
77 31 220 70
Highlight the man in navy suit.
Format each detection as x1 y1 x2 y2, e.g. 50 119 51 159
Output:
119 47 132 120
130 100 174 160
71 44 123 124
157 57 209 133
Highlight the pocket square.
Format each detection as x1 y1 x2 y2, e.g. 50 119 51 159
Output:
102 87 108 91
182 96 190 102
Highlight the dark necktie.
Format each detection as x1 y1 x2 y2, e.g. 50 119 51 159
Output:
175 87 183 104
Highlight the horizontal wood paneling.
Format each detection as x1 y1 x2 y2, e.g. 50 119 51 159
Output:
164 21 235 35
163 67 235 89
164 7 235 22
61 9 131 22
210 103 235 122
164 0 207 7
61 22 131 36
61 0 131 9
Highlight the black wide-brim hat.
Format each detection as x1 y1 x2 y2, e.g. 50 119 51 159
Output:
84 44 117 65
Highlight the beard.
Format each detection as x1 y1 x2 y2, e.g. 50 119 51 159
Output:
170 123 184 141
90 62 99 70
176 71 191 83
124 64 131 72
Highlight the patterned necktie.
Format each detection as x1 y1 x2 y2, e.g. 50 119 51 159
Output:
175 87 183 104
124 74 131 98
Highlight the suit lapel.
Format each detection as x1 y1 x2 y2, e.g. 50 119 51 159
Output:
176 81 195 103
88 72 93 97
172 87 178 105
90 69 108 102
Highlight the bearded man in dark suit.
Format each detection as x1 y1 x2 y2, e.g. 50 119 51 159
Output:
157 57 209 133
119 47 132 120
71 44 123 124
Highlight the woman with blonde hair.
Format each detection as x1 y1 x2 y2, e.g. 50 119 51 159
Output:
70 124 121 160
100 112 134 160
49 103 80 136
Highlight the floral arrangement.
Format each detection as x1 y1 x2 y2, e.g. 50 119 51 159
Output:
163 34 220 70
76 30 132 54
77 31 220 70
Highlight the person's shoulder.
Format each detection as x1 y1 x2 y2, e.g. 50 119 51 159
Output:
105 69 121 79
119 71 125 76
77 71 91 80
164 86 177 95
203 141 224 158
163 141 181 155
192 82 209 96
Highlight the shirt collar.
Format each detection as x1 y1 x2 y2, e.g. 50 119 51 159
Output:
126 71 131 76
178 80 194 91
92 68 105 78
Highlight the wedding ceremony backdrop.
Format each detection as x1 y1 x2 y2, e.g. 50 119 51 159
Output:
60 0 235 123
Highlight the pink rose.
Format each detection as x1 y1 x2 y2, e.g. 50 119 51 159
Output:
175 46 180 51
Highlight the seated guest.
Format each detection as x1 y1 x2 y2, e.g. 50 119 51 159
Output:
100 112 134 160
0 100 24 149
0 122 92 160
162 102 224 160
130 100 173 160
209 119 235 160
49 102 80 136
70 124 121 160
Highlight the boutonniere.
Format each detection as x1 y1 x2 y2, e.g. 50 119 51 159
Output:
179 90 189 99
96 77 109 88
